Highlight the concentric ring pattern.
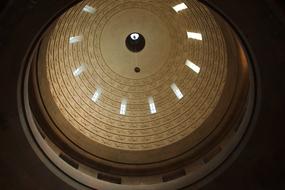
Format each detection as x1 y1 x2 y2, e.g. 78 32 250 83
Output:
40 0 228 151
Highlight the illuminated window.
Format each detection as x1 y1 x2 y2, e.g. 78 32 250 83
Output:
120 99 127 115
185 60 201 74
73 65 85 77
148 97 157 114
69 36 83 44
171 83 184 100
187 32 203 40
173 3 188 13
82 5 96 14
92 88 102 102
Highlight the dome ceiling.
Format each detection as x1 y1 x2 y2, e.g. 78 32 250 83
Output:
19 0 255 188
38 0 228 157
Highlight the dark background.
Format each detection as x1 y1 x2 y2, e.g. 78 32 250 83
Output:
0 0 284 189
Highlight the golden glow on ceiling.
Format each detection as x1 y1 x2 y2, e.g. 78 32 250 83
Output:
31 0 252 186
41 0 229 151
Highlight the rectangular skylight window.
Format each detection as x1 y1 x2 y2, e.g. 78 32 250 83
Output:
173 3 188 13
120 99 128 115
148 97 157 114
171 83 184 100
185 60 201 74
73 65 85 77
187 32 203 40
83 5 96 14
69 36 83 44
92 88 102 102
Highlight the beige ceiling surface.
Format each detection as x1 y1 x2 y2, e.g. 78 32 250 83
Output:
39 0 228 152
101 8 171 79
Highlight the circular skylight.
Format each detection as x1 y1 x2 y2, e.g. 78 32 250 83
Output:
126 32 145 53
130 33 140 40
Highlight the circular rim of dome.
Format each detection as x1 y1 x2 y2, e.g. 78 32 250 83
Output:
17 0 260 190
37 0 231 157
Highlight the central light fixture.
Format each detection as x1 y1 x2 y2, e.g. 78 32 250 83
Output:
126 32 145 53
130 33 140 40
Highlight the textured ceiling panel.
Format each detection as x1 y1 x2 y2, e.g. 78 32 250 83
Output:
39 0 227 152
